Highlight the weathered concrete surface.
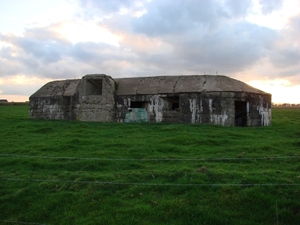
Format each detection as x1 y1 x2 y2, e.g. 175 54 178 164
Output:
29 79 80 120
114 76 271 126
76 74 115 122
115 75 265 95
30 74 271 126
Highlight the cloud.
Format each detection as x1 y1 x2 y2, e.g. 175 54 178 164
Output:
71 42 120 63
132 0 255 37
98 0 275 77
268 13 300 69
0 75 49 96
0 0 299 103
279 69 300 77
270 47 300 68
172 21 278 72
132 0 220 36
259 0 283 14
0 26 72 74
122 0 282 75
79 0 133 13
77 0 147 21
0 0 299 86
286 14 300 42
225 0 253 18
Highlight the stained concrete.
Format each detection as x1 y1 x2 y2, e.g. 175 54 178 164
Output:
30 74 272 126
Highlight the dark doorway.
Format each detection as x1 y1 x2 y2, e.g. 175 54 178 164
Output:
235 101 247 126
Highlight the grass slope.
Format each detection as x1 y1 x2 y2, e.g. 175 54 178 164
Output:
0 105 299 225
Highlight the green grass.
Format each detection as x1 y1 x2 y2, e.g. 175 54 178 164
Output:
0 105 299 225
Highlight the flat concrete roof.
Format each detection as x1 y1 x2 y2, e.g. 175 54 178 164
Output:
115 75 268 95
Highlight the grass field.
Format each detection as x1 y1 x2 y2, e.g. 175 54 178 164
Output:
0 105 299 225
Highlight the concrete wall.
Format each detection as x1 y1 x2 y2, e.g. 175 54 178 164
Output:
29 79 80 120
241 93 272 126
29 96 75 120
115 94 178 123
115 91 271 126
115 93 232 125
29 75 116 122
180 92 233 126
76 74 116 122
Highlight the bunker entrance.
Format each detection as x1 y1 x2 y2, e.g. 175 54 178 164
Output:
235 101 247 127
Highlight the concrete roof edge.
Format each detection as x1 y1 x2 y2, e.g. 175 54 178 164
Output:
30 79 81 98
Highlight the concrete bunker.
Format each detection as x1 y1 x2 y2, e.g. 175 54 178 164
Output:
30 74 271 126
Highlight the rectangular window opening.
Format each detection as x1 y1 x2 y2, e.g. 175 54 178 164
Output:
172 102 179 110
162 96 179 110
130 101 149 108
86 79 102 95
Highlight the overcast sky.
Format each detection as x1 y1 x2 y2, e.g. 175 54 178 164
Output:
0 0 299 103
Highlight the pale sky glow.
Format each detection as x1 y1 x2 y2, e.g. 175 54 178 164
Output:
57 21 120 46
0 0 299 103
1 0 76 35
248 79 300 104
246 0 300 30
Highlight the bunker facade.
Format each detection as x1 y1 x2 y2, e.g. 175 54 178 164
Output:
29 74 271 126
